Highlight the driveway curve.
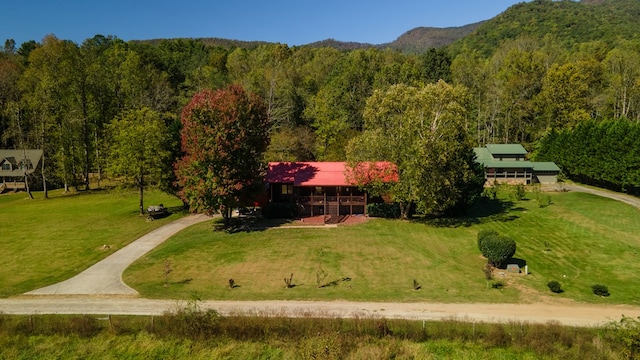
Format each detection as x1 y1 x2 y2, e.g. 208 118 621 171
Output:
25 213 210 296
560 183 640 209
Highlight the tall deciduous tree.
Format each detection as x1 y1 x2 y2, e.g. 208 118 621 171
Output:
347 81 485 219
0 56 23 147
106 107 170 215
603 44 640 121
305 49 382 160
536 60 601 130
175 85 270 226
19 35 81 196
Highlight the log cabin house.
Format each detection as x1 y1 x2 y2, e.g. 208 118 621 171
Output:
265 161 397 223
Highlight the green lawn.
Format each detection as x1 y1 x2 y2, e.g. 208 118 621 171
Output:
3 187 639 304
0 188 185 297
124 191 640 305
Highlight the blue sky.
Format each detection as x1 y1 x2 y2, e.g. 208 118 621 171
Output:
1 1 529 47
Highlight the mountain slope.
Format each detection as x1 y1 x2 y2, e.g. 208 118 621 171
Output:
449 0 640 56
386 22 484 53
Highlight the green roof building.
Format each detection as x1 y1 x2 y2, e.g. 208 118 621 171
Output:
474 144 561 186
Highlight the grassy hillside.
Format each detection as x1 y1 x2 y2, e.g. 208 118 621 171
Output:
125 189 640 305
0 189 185 297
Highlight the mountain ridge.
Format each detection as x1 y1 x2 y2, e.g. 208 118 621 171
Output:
137 0 640 54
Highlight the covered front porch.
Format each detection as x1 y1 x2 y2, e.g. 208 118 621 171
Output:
269 183 368 222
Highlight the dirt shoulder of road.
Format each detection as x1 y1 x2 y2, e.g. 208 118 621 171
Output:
2 297 639 328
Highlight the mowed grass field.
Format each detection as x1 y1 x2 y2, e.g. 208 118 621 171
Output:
0 188 185 297
124 190 640 305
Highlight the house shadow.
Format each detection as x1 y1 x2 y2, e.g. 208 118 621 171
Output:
213 216 294 233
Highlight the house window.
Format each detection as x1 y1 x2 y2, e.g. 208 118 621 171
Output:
315 187 323 195
1 163 10 171
281 184 293 195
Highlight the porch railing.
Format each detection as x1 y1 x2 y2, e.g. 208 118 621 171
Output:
299 195 366 205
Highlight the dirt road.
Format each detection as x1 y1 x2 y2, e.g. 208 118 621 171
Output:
2 297 639 327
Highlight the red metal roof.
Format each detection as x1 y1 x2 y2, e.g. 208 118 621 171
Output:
266 162 398 186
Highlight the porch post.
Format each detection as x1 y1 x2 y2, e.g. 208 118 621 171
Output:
364 193 368 216
323 193 326 217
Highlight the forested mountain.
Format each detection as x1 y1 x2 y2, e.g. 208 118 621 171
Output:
297 0 640 55
450 0 640 55
134 1 640 54
2 0 640 197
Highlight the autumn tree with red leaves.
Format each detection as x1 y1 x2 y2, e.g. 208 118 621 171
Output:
175 85 270 226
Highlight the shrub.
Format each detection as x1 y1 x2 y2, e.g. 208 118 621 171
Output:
482 263 494 280
538 194 551 208
284 273 294 288
261 202 297 219
173 301 220 338
366 202 400 218
413 279 421 290
477 229 499 253
547 280 562 293
609 316 640 359
592 284 610 297
483 185 499 200
483 235 517 268
512 184 527 201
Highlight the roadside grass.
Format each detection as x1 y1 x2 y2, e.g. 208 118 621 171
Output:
0 188 185 297
0 312 622 359
125 190 640 305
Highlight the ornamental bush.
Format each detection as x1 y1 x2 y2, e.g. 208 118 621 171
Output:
482 235 517 268
592 284 610 297
477 229 499 254
547 280 562 293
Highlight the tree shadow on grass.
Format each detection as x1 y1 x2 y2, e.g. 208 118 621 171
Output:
212 216 294 233
416 198 520 228
319 277 352 288
508 257 527 269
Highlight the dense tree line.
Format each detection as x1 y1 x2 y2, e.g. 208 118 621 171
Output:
2 6 640 202
536 120 640 195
